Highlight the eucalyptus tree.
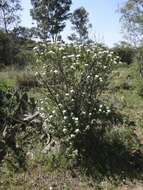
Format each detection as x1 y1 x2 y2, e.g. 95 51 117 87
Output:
31 0 72 41
0 0 22 33
120 0 143 77
68 7 92 43
120 0 143 45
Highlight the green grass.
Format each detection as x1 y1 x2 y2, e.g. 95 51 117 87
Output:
0 69 17 88
0 65 38 90
106 62 143 125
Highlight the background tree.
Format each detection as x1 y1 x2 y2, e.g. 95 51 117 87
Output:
0 30 35 66
68 7 92 43
12 26 34 39
31 0 72 41
120 0 143 77
120 0 143 45
0 0 22 33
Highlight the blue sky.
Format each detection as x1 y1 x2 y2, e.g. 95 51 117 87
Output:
21 0 126 47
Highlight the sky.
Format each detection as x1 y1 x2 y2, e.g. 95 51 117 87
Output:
21 0 127 47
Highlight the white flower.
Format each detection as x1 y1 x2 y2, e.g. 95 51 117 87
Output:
99 108 102 112
33 46 38 50
63 56 67 59
73 149 78 155
99 104 103 108
59 47 64 51
99 77 103 82
75 128 80 134
70 65 75 70
49 115 53 119
48 50 55 55
86 49 91 53
81 111 86 115
64 116 68 120
74 117 78 121
43 65 47 69
63 128 67 133
95 75 99 78
54 70 58 74
65 93 69 96
98 51 103 55
108 54 112 57
52 110 56 114
62 110 66 114
85 125 90 130
67 54 75 58
87 75 90 79
40 107 44 111
76 54 80 58
91 119 96 124
70 134 75 138
107 109 111 113
70 89 74 93
35 72 38 76
89 113 92 116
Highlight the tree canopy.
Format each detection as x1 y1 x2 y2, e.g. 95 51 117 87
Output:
120 0 143 44
68 7 92 43
0 0 22 33
31 0 72 41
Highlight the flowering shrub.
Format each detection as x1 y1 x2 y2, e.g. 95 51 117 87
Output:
34 43 122 162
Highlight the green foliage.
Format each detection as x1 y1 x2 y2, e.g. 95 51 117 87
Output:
138 85 143 97
0 79 15 90
112 42 135 64
0 30 35 67
12 26 34 39
68 7 92 43
136 46 143 78
93 126 143 176
30 0 72 41
0 89 46 169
